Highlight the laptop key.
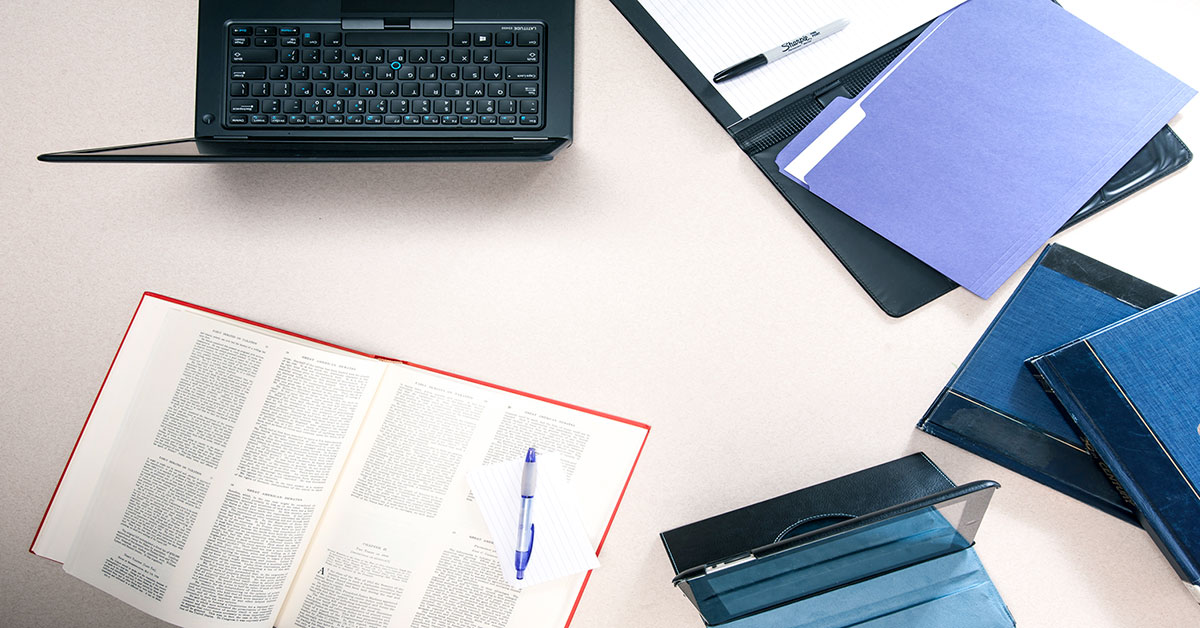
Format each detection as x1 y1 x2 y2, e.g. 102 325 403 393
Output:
510 82 538 98
229 99 258 113
230 82 249 97
232 49 276 63
506 66 538 81
496 49 538 64
232 66 266 80
283 99 302 113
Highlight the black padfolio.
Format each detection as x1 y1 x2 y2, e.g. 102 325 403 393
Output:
609 0 1192 317
661 453 956 575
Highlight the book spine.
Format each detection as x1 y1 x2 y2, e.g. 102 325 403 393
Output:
1022 354 1115 504
1034 353 1200 589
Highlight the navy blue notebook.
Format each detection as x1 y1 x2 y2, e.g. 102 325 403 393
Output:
918 244 1173 522
1028 288 1200 604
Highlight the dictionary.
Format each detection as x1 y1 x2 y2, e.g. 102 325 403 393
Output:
31 293 650 628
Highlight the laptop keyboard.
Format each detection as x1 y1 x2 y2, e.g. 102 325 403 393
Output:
226 24 544 130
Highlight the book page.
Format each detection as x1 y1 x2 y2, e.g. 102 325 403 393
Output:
274 363 648 628
62 305 387 628
637 0 964 119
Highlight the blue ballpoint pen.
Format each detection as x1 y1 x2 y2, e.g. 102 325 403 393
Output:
515 447 537 580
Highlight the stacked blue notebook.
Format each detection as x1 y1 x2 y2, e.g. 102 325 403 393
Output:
1028 288 1200 603
921 244 1200 603
918 244 1173 522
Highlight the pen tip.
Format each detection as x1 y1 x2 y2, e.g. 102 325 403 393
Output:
526 447 536 462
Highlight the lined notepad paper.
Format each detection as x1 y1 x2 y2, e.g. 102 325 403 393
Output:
467 452 600 588
638 0 965 118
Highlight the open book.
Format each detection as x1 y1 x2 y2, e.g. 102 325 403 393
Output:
31 294 650 628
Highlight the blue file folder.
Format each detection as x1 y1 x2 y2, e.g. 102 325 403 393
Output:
776 0 1195 298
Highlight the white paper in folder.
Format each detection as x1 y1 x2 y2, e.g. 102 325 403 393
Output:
637 0 965 119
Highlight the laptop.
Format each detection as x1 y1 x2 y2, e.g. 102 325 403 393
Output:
39 0 573 162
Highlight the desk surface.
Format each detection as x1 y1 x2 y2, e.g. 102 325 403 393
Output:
2 1 1198 626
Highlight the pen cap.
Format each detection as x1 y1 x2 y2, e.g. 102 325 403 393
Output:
521 448 537 497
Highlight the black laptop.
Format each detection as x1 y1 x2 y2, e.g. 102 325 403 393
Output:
39 0 573 162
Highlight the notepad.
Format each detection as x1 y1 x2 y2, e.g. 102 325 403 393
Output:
468 452 600 588
636 0 965 119
777 0 1195 298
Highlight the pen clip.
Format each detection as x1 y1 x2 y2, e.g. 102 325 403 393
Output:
528 523 535 552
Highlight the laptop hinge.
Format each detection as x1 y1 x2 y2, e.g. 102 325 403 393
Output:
342 17 453 30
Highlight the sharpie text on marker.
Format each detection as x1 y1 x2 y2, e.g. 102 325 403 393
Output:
713 18 851 83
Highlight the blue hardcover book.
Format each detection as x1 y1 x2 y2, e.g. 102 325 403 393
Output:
918 244 1173 523
1028 289 1200 603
